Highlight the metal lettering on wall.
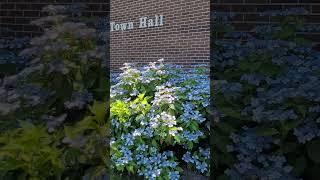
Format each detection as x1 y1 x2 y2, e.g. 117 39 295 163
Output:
110 15 164 32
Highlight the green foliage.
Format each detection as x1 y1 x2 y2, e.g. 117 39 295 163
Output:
62 101 109 179
0 122 63 179
0 100 109 180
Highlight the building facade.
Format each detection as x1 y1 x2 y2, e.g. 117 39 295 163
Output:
1 0 319 70
110 0 210 70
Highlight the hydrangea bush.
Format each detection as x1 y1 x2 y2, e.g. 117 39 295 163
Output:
0 5 109 179
110 60 210 179
212 8 320 179
0 4 108 127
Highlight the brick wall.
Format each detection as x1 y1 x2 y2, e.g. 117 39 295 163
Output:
211 0 320 46
2 1 318 70
110 0 210 70
0 0 109 37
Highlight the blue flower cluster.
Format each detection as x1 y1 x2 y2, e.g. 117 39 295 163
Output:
136 150 178 179
180 103 206 123
64 90 93 109
111 146 133 166
182 131 204 142
0 37 29 69
293 121 320 144
226 128 296 179
182 147 210 174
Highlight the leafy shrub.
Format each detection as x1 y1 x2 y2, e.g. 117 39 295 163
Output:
0 4 109 179
0 4 108 127
0 101 109 180
0 122 63 179
110 60 210 179
212 8 320 179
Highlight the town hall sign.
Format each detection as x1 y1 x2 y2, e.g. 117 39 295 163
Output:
110 15 164 32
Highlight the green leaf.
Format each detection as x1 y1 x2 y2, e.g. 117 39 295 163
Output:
212 133 231 152
190 121 199 131
89 101 107 122
259 63 281 77
292 156 307 177
174 136 181 143
116 165 124 171
217 175 228 180
126 165 134 173
281 142 297 153
282 120 300 131
151 139 158 147
18 120 35 130
0 159 22 172
218 152 235 166
296 105 307 117
255 127 278 136
176 166 183 172
307 139 320 163
218 106 242 119
169 104 175 110
216 122 235 134
308 166 320 180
